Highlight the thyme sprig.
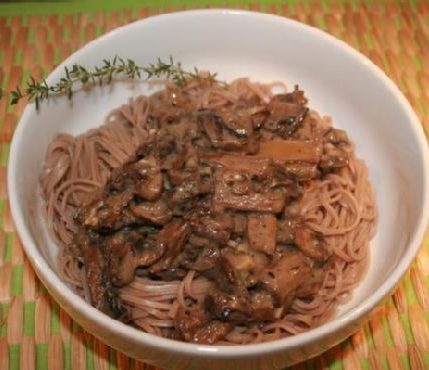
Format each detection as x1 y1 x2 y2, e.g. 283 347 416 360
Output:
0 56 217 110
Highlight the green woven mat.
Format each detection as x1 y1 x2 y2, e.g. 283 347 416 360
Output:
1 1 429 369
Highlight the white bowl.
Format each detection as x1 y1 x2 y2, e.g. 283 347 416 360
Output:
8 9 429 369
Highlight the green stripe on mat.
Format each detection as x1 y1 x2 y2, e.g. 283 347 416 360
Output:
403 273 418 306
11 264 23 297
9 344 20 370
0 199 5 231
381 314 394 347
109 349 117 370
400 353 410 370
86 346 95 370
306 361 315 370
1 143 10 167
399 312 414 345
328 358 343 370
86 343 95 370
50 302 60 335
424 353 429 369
0 0 418 16
23 302 35 336
36 343 48 370
359 358 370 370
381 357 389 370
3 232 13 263
63 341 71 370
0 303 7 337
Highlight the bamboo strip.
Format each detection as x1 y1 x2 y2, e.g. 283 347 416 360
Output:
415 14 429 39
0 27 11 49
0 114 16 143
62 14 73 28
7 296 23 344
410 267 429 310
22 257 37 302
0 235 3 267
47 334 64 370
20 336 35 370
93 12 105 28
369 307 389 353
324 13 341 37
367 348 384 370
0 262 12 304
29 65 43 81
52 25 63 46
85 24 96 42
351 328 369 358
117 351 130 370
341 343 361 370
290 362 306 370
0 338 8 370
59 308 72 342
11 236 23 265
35 294 51 344
392 282 408 314
134 360 149 370
71 332 87 370
14 27 28 49
10 15 22 31
79 13 90 28
313 354 329 370
386 305 408 353
408 344 425 370
386 346 403 370
35 26 48 46
122 8 133 23
418 1 429 14
42 44 55 71
93 339 110 370
3 201 15 233
28 15 41 28
408 305 429 352
47 14 58 29
5 66 22 92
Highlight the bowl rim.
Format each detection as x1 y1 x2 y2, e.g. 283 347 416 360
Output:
8 8 429 358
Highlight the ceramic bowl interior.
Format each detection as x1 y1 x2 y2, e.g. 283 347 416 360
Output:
8 9 429 368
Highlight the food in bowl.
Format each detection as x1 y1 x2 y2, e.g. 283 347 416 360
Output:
39 73 377 344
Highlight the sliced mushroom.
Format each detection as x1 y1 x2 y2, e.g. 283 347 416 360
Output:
133 155 163 201
148 219 191 273
213 168 286 213
192 321 233 344
183 244 220 271
324 128 349 144
196 110 224 148
294 226 330 261
174 307 209 342
257 251 312 307
76 191 135 231
205 289 251 322
319 145 349 170
247 214 277 255
130 199 172 225
189 210 234 244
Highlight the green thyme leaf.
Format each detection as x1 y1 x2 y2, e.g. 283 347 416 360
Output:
0 56 220 110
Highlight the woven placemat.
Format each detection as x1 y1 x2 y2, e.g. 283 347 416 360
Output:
1 1 429 369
